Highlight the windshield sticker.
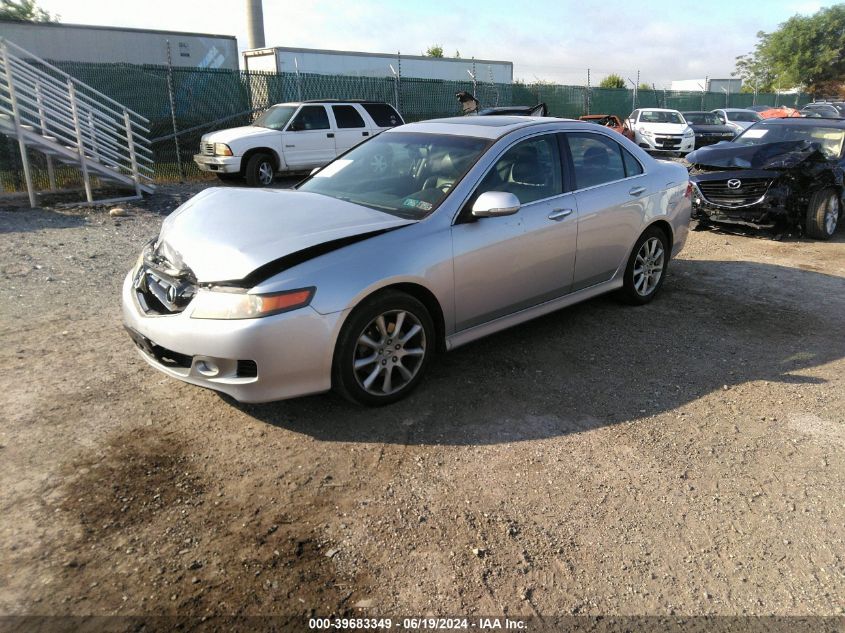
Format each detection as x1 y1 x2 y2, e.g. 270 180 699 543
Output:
403 198 433 211
314 159 352 178
742 129 768 139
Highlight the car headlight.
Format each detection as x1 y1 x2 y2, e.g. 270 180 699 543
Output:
190 287 314 320
214 143 233 157
684 129 695 138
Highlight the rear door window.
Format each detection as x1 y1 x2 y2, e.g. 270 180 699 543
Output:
362 103 403 128
332 105 366 128
566 133 628 189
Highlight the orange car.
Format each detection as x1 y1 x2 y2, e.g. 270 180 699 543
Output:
758 106 802 118
579 114 636 141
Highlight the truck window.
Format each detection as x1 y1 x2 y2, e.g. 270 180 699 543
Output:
290 106 330 131
362 103 402 127
332 105 366 128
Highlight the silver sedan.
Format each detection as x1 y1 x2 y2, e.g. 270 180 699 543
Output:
122 117 691 405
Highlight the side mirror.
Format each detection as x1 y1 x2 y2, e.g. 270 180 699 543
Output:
471 191 521 218
288 120 302 132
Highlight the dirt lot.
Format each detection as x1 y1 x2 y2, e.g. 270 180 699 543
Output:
0 182 843 630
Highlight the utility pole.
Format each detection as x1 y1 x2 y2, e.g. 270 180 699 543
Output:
245 0 265 49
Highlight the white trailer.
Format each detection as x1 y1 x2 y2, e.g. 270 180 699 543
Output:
0 20 239 70
243 46 513 84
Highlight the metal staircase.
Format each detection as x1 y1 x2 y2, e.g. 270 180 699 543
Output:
0 38 155 208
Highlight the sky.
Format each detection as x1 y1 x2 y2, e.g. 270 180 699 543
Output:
36 0 836 87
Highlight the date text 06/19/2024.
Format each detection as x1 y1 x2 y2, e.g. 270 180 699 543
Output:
308 617 529 630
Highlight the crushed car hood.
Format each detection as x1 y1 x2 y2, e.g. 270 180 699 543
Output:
686 140 828 171
688 124 735 135
156 188 415 283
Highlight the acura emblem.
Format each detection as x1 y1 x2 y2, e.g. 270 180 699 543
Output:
727 179 742 189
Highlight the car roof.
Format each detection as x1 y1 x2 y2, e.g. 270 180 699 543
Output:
271 100 393 106
681 111 712 114
394 116 577 140
640 107 681 112
718 108 758 112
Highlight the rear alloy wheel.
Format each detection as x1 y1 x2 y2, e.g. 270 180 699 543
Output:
333 291 434 406
805 188 840 239
620 226 669 305
245 153 275 187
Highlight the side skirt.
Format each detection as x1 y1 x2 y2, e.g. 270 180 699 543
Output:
445 278 624 351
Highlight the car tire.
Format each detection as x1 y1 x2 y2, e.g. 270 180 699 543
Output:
619 226 670 305
244 153 275 187
332 290 434 406
805 188 840 240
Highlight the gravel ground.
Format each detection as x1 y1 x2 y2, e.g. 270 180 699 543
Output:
0 181 843 629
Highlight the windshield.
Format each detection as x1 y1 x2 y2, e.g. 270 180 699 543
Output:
297 132 492 219
735 123 845 159
252 105 298 130
640 110 684 124
727 111 762 123
684 112 721 125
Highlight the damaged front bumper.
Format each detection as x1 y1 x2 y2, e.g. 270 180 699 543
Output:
689 170 797 229
121 272 347 403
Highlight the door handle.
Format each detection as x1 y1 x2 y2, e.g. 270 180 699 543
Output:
628 186 646 196
548 208 573 221
327 133 335 138
362 131 369 136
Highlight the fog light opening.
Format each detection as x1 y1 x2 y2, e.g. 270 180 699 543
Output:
196 360 220 377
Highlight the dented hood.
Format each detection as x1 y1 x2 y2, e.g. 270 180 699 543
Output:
156 187 415 283
686 140 828 171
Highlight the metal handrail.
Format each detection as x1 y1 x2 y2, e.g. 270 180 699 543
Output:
0 37 149 122
0 38 155 205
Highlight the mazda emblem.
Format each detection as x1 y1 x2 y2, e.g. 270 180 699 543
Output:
727 179 742 189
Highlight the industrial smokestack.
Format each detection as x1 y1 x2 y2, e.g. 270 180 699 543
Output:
246 0 266 49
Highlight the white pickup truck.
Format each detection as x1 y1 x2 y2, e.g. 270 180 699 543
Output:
194 100 404 186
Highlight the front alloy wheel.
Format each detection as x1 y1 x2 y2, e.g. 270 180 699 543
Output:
333 291 434 405
805 188 839 239
353 310 426 397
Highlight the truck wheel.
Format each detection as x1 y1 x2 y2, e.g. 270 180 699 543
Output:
805 188 839 239
245 153 275 187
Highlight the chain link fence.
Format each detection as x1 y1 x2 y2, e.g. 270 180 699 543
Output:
0 61 814 191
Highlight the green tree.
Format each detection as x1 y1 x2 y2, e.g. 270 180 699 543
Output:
599 73 625 89
0 0 58 21
638 83 652 91
734 5 845 95
424 45 444 58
